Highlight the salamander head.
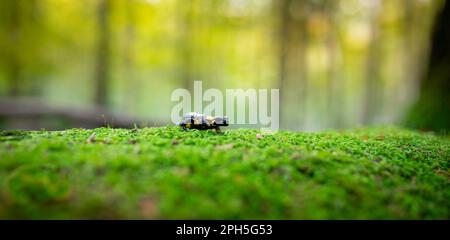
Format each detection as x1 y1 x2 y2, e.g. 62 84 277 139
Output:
214 116 229 126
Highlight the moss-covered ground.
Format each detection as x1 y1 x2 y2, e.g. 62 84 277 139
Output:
0 126 448 219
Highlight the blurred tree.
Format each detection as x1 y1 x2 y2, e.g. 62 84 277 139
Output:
95 0 112 107
123 0 136 111
0 0 42 97
406 0 450 132
324 0 343 128
177 0 195 91
362 1 383 125
4 1 22 96
277 0 308 130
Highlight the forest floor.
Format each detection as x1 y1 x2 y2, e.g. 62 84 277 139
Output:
0 126 448 219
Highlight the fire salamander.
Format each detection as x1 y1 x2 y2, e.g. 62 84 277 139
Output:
178 112 229 132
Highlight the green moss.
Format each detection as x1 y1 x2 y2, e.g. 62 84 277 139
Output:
0 126 448 219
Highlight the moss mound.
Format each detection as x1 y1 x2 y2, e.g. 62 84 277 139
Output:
0 126 448 219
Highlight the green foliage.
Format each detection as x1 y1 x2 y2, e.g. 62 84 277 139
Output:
405 89 450 133
0 126 449 219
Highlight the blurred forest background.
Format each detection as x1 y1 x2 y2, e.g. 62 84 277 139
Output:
0 0 448 131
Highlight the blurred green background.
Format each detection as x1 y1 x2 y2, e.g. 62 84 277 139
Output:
0 0 448 131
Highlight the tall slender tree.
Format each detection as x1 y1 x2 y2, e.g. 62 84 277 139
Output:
362 2 382 125
277 0 308 130
176 0 195 91
0 0 42 97
3 1 22 97
95 0 112 107
123 0 136 112
325 0 343 128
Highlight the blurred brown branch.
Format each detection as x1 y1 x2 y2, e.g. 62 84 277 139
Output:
0 98 163 130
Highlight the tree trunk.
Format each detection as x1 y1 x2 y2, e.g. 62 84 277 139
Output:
6 1 22 97
123 0 136 112
177 0 195 91
362 3 382 125
95 0 111 107
278 0 290 130
405 0 450 132
325 1 343 129
278 0 308 130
